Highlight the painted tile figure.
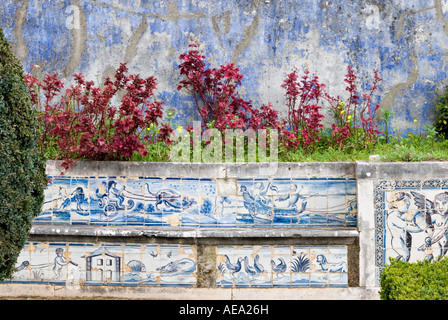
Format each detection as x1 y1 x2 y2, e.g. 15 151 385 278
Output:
275 184 308 213
96 181 135 217
376 180 448 283
37 176 357 228
53 247 78 280
239 182 308 223
385 190 448 262
386 192 422 262
429 192 448 258
6 243 198 287
236 178 356 227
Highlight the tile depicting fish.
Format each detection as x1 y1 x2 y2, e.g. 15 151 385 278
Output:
5 242 348 288
37 176 357 228
7 242 198 287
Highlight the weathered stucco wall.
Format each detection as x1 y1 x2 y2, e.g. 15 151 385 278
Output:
2 0 448 131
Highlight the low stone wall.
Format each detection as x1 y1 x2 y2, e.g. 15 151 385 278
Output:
2 160 447 299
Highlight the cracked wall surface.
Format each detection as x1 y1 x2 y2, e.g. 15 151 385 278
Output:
2 0 448 131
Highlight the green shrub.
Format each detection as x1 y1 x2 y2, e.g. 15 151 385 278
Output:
0 28 47 280
380 258 448 300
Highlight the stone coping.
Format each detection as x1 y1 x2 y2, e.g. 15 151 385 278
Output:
47 160 448 180
356 161 448 180
46 160 356 179
30 224 359 240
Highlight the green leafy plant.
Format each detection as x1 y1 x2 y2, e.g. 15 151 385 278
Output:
0 28 47 280
380 257 448 300
379 109 395 144
434 85 448 139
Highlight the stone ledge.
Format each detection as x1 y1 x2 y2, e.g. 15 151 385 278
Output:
30 224 359 240
46 160 356 179
0 283 380 300
355 161 448 180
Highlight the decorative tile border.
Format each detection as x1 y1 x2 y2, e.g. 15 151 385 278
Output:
37 176 357 228
216 245 348 288
374 179 448 284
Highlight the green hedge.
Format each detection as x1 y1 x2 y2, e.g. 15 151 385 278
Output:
0 28 47 280
380 258 448 300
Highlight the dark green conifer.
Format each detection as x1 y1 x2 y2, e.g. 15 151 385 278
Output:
0 28 47 280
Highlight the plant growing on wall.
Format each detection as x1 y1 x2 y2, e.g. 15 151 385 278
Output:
25 63 167 170
0 28 47 280
177 35 282 133
328 65 382 150
281 65 382 153
281 66 327 153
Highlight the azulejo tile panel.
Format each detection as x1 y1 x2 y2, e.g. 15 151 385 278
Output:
216 245 348 288
6 242 197 287
374 179 448 284
37 176 357 228
5 242 347 288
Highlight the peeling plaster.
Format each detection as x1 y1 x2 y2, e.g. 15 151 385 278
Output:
381 53 420 111
11 0 28 62
231 1 261 66
123 17 148 64
435 0 448 38
64 0 87 78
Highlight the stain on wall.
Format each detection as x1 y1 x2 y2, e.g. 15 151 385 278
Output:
2 0 448 131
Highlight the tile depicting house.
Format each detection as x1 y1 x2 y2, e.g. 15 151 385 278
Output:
6 242 348 288
9 242 198 287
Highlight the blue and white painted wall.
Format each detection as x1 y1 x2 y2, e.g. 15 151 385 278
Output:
2 0 448 131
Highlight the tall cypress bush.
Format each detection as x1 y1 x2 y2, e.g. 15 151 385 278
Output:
0 28 47 280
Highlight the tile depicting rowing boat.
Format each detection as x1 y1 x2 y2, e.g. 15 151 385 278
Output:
36 176 357 228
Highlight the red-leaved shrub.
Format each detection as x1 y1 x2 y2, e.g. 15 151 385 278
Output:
25 63 165 170
177 36 282 133
281 65 383 152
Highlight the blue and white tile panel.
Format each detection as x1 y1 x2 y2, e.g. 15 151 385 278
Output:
7 242 197 287
37 176 357 228
216 245 348 288
374 179 448 284
6 242 348 288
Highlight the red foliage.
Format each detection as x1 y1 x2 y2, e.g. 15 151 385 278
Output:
177 36 283 133
281 67 328 152
25 63 165 170
281 65 383 151
328 65 383 149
